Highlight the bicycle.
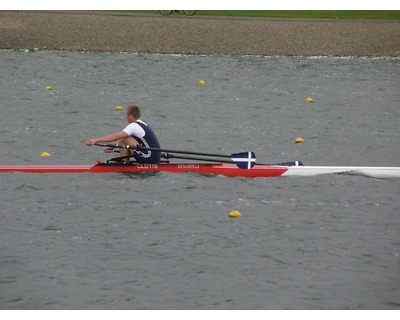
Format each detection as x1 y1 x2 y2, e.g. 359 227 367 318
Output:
159 10 197 16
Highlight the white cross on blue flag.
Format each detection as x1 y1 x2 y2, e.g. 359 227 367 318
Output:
231 152 256 169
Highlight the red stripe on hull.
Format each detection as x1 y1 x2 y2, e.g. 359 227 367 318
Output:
0 163 289 177
0 165 94 173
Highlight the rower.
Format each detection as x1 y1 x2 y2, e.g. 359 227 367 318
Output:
85 105 161 164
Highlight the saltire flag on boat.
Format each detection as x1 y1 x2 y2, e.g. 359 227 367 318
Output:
231 152 256 169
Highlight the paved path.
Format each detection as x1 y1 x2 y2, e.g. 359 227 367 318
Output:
1 11 399 56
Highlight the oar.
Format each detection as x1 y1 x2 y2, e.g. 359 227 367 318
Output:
93 143 303 168
93 143 256 169
95 143 251 158
165 154 302 167
163 153 256 169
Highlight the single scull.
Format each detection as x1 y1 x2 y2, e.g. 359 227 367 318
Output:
1 144 398 178
0 163 399 178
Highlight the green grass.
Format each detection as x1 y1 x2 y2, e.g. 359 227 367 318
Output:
135 10 400 20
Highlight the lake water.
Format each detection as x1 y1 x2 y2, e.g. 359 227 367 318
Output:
0 50 399 309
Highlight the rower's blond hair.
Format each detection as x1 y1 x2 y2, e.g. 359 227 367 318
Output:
126 105 141 118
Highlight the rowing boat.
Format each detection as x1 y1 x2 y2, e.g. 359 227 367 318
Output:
1 163 399 178
1 144 398 178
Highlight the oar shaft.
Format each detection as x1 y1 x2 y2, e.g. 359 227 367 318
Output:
94 143 233 158
164 153 237 164
93 143 256 169
139 146 237 158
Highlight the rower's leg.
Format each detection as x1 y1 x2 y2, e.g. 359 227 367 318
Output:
118 136 139 161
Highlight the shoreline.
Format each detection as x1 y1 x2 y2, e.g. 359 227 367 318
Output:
1 11 400 57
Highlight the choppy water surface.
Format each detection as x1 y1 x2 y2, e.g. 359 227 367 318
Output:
0 51 399 309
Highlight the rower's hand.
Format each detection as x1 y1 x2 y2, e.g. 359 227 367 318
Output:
85 139 97 146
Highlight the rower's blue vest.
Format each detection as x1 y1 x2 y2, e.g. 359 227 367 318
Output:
131 121 161 164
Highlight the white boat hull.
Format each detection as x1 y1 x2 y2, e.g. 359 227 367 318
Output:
282 166 400 179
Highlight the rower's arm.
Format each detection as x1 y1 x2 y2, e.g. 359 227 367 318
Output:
85 131 128 145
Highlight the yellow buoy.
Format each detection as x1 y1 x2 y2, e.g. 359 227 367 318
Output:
229 210 241 218
198 80 205 85
306 97 313 103
45 85 52 91
40 152 51 157
295 137 304 144
115 106 123 111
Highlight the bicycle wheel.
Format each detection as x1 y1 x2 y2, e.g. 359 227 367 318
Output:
184 10 196 16
159 10 173 15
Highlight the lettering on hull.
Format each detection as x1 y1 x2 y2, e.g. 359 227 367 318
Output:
177 164 200 169
136 164 159 169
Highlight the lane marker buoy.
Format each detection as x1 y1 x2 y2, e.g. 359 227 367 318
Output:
40 152 51 157
229 210 241 218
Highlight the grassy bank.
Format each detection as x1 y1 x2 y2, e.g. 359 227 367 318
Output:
138 10 400 20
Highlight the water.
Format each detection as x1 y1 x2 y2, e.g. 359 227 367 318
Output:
0 50 399 309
